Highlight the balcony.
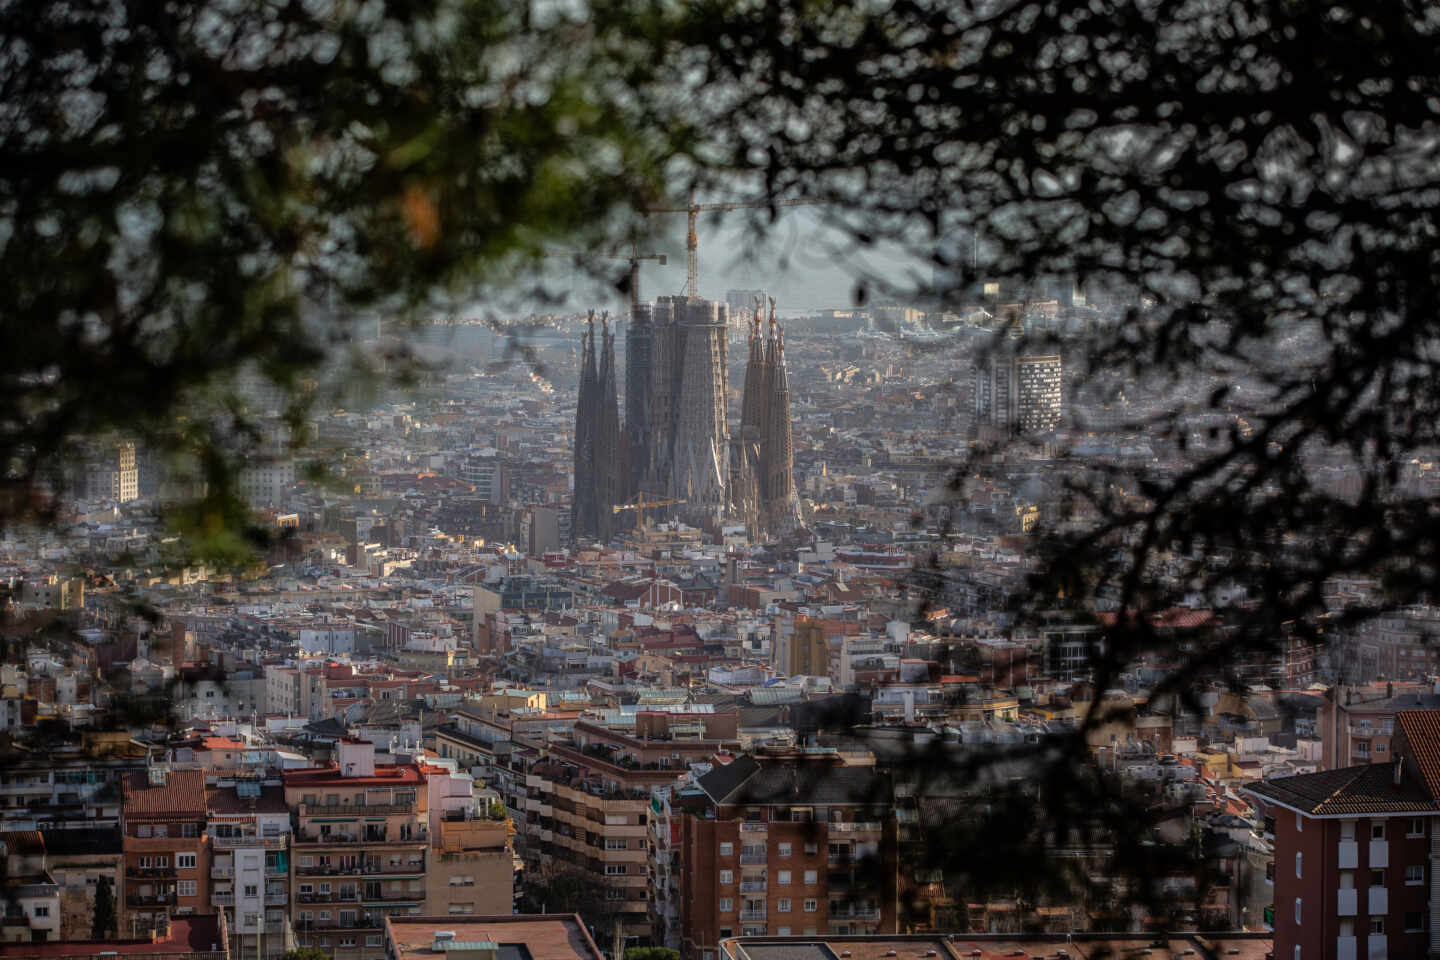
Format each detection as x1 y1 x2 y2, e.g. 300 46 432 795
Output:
293 832 426 846
1335 937 1356 960
213 835 288 850
739 823 768 833
126 893 177 907
739 854 767 865
829 822 883 833
266 890 289 905
1367 934 1386 960
739 909 767 922
1369 839 1389 868
1338 840 1359 869
1368 885 1387 914
213 892 234 907
302 803 414 817
126 866 177 879
212 866 234 880
1337 889 1357 916
739 881 767 893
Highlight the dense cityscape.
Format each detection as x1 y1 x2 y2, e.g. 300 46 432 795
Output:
2 249 1435 960
4 3 1438 960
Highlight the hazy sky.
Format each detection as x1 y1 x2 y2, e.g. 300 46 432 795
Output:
537 205 924 317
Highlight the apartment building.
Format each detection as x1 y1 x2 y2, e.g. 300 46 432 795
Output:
120 768 212 937
1245 710 1440 960
206 782 293 960
673 754 897 960
1318 684 1440 770
421 762 515 917
383 916 604 960
283 740 428 960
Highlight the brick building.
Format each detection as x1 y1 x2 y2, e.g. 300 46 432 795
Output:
1245 710 1440 960
120 769 212 937
672 754 897 960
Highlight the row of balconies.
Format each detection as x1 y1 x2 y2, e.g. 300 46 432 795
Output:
294 863 425 876
293 832 426 845
212 835 288 850
300 803 415 817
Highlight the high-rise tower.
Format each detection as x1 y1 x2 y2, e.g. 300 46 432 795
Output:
595 315 625 541
572 314 600 542
672 299 730 524
624 301 654 495
734 297 801 539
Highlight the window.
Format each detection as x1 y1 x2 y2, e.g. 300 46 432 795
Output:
155 856 168 869
804 899 818 913
604 864 627 876
719 898 733 913
1266 861 1275 882
1262 816 1275 835
778 843 792 857
182 823 198 837
299 885 314 895
367 937 382 947
719 842 733 857
803 870 818 884
340 938 356 947
138 856 151 869
1405 912 1424 933
1409 818 1426 837
1370 870 1385 887
244 885 258 897
1295 853 1302 878
804 842 818 855
300 856 314 867
1376 743 1386 754
177 854 196 870
1292 949 1299 960
1372 822 1386 840
137 825 152 838
719 870 733 884
319 884 332 895
777 899 791 913
778 870 792 885
605 838 627 850
605 889 624 901
177 881 196 897
32 906 49 918
1294 898 1302 925
804 928 817 937
777 928 791 936
448 905 474 915
1370 918 1385 935
1406 865 1424 885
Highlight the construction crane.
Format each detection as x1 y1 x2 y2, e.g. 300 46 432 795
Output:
612 491 685 529
542 244 667 320
645 188 819 300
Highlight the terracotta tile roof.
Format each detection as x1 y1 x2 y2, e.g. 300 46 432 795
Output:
386 916 602 960
1245 762 1437 815
1396 709 1440 802
123 769 207 817
205 784 289 815
0 830 45 855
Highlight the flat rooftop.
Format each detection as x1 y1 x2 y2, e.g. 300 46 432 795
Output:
385 916 603 960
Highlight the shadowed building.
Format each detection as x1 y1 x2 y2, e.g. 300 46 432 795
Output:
732 298 801 540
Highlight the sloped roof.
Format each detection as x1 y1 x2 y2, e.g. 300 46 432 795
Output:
123 769 207 817
1245 762 1436 815
1397 709 1440 801
698 754 890 806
